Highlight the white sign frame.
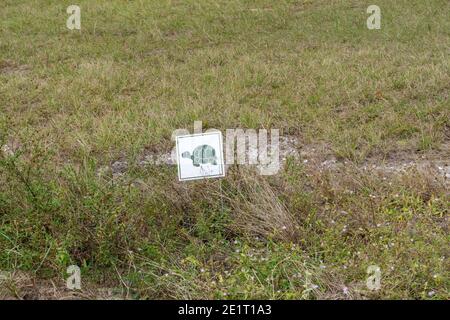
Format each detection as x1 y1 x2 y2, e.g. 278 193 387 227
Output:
175 131 225 181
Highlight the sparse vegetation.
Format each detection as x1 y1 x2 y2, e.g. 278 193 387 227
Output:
0 0 449 299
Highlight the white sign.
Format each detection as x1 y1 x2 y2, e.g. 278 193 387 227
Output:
176 132 225 181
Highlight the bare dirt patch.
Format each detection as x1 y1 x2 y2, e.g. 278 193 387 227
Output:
0 60 29 76
104 136 449 184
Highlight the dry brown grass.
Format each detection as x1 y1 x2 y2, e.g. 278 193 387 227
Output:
219 167 298 242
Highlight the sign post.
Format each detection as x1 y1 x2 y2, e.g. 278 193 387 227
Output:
175 132 225 181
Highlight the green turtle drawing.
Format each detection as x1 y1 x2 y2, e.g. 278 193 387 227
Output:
182 144 218 167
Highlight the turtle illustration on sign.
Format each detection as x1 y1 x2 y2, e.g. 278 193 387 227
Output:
182 144 218 167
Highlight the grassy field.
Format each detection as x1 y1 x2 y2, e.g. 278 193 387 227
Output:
0 0 449 299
